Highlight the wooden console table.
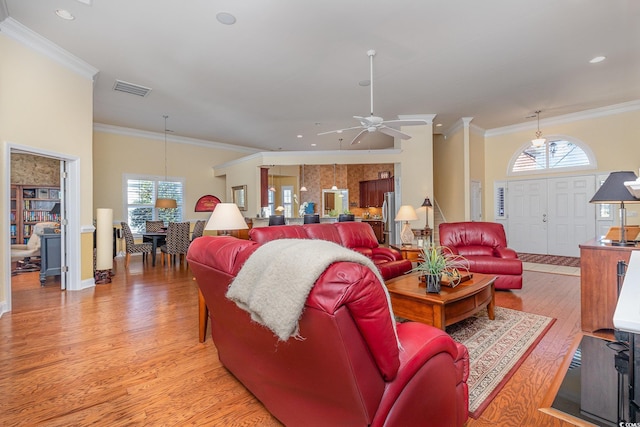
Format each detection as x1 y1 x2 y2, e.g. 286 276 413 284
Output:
579 238 640 334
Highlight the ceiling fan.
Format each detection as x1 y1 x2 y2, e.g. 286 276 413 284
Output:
318 49 428 145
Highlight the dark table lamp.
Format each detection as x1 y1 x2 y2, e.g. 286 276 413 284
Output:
589 171 640 246
421 197 432 229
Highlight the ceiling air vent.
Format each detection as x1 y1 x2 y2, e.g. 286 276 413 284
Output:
112 80 152 97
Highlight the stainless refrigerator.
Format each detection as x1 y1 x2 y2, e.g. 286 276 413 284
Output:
382 192 398 246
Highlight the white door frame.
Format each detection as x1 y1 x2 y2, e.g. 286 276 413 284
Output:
4 143 82 313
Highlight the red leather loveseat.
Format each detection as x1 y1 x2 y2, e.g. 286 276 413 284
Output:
249 221 412 280
187 235 469 426
439 221 523 290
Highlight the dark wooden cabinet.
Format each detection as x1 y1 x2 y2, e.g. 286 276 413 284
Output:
365 220 384 244
359 177 393 207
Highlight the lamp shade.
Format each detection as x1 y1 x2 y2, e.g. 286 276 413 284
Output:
590 171 640 204
155 198 177 209
395 205 418 222
205 203 248 231
421 197 432 208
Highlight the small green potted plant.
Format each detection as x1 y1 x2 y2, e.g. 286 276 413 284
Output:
412 245 470 293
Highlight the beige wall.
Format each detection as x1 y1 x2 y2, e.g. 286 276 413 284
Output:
434 129 466 222
92 131 249 224
1 33 95 308
484 108 640 222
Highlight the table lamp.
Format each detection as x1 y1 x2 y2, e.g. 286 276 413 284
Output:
589 171 640 246
421 197 432 229
395 205 418 246
205 203 248 236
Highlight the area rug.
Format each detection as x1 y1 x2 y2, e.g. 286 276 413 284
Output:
446 307 555 419
518 252 580 267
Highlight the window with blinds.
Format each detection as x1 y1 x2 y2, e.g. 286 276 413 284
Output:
511 138 593 174
125 175 184 233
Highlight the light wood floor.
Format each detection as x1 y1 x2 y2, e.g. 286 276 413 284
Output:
2 258 582 426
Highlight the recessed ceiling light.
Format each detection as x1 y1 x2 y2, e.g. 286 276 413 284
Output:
435 123 443 127
589 56 606 64
216 12 236 25
55 9 75 20
359 80 371 87
297 135 303 138
311 143 317 147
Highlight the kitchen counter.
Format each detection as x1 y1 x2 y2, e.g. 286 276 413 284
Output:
252 216 356 227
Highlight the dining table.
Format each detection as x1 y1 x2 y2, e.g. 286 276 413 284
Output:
141 231 167 266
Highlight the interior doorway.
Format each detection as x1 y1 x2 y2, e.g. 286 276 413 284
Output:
5 144 80 313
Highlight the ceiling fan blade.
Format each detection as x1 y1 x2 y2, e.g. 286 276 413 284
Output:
350 129 369 145
382 119 429 127
379 126 412 139
317 126 362 136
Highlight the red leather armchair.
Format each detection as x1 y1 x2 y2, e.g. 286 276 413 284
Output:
439 221 523 290
187 236 469 427
249 221 412 280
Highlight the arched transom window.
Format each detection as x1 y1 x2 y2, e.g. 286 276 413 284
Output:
508 136 596 175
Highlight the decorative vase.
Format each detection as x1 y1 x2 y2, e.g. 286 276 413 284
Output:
426 274 441 293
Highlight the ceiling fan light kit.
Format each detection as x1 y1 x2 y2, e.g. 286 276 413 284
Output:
318 49 428 145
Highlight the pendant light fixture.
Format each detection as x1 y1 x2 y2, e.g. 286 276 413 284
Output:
155 115 177 209
531 110 546 147
300 164 307 192
331 164 338 190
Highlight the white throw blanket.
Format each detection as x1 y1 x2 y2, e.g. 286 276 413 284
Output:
226 239 399 344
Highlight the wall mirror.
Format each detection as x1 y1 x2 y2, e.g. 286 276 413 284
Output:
322 189 349 216
232 185 247 211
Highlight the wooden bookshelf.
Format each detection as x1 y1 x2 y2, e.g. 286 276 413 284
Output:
11 185 60 244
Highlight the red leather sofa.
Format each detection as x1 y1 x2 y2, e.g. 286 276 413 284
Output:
439 221 523 290
187 235 469 426
249 221 412 280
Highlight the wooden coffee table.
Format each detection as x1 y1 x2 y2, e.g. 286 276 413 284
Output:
385 272 496 330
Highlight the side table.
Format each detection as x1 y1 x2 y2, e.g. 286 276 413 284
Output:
390 244 424 263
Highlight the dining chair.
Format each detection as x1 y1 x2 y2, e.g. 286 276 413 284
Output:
191 220 206 242
120 222 153 268
160 221 191 266
144 220 165 243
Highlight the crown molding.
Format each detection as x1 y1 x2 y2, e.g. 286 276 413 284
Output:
93 123 259 153
442 118 484 139
0 18 98 80
485 100 640 137
213 148 403 170
397 114 437 124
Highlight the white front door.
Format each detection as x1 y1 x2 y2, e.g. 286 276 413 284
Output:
547 175 595 257
507 179 548 254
